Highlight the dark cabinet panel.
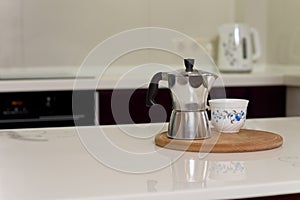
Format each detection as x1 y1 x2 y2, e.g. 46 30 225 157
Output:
210 86 286 118
99 89 172 125
98 86 286 125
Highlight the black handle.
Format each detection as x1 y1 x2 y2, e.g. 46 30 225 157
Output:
146 72 163 107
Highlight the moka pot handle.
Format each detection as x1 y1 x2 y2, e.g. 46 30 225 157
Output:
146 72 164 107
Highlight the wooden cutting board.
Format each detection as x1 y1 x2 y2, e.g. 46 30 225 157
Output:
155 129 283 153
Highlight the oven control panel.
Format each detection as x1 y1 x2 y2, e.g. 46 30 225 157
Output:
0 90 97 129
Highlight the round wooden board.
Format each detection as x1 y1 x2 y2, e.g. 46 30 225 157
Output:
155 129 283 153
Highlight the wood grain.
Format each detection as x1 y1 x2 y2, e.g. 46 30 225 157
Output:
155 129 283 153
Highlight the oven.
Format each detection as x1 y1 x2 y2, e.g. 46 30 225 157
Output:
0 90 97 129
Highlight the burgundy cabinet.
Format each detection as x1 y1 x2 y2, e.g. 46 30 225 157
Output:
210 86 286 118
98 86 286 125
98 88 172 125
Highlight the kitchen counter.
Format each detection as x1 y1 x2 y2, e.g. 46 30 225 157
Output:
0 117 300 199
0 64 299 92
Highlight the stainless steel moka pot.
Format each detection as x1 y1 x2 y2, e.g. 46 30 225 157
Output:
146 59 218 139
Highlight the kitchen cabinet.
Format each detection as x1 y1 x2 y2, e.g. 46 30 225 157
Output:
98 88 172 125
210 86 286 118
98 86 286 125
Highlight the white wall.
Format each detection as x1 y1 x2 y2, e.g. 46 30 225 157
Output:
0 0 235 68
267 0 300 65
1 0 300 68
0 0 23 68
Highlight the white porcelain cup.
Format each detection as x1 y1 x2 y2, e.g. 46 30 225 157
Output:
208 99 249 133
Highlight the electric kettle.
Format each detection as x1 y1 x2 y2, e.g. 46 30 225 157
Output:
217 23 261 72
146 59 218 139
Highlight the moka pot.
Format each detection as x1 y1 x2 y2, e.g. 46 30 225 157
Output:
146 59 218 139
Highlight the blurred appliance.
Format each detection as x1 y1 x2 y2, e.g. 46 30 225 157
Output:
217 23 261 72
0 90 97 129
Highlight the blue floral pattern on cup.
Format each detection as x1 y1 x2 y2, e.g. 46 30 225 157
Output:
212 110 245 124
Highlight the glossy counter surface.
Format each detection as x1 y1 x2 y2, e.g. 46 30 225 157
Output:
0 64 299 91
0 117 299 199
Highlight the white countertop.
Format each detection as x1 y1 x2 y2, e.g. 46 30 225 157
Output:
0 64 299 92
1 117 300 199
